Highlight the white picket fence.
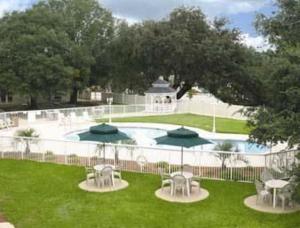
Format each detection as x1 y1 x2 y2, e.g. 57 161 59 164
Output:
112 92 247 120
0 135 297 182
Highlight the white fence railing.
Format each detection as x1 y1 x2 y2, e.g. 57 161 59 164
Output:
0 135 296 182
0 104 170 128
112 92 247 120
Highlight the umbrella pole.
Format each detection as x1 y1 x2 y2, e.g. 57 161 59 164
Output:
181 146 183 173
103 143 105 163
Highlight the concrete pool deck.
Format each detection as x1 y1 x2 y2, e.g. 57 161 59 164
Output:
0 120 285 152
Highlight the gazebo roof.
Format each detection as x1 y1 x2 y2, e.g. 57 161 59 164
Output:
145 76 176 94
152 78 169 85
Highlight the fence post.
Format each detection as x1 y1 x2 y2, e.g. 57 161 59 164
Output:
230 154 233 181
42 149 45 162
64 141 68 165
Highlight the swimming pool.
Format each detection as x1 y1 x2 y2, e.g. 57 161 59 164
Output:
65 126 270 154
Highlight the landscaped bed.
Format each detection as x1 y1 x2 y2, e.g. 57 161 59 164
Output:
97 113 251 135
0 160 299 228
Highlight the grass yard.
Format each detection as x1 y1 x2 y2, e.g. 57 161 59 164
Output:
98 113 251 134
0 160 299 228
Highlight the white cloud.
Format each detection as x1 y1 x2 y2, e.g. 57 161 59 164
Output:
101 0 272 21
240 33 274 52
0 0 36 17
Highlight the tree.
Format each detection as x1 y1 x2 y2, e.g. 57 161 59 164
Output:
0 7 73 108
293 153 300 202
0 0 114 107
110 7 263 106
247 0 300 147
39 0 114 104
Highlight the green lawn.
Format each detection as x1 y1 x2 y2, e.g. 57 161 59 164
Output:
0 160 299 228
98 114 251 134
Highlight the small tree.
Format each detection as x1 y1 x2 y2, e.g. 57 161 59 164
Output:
293 153 300 202
214 141 234 169
187 89 198 100
15 128 39 154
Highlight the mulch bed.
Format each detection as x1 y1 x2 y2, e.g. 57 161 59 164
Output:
0 214 7 222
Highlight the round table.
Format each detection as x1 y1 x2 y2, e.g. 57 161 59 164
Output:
94 164 115 172
171 171 193 196
171 171 193 179
265 179 289 208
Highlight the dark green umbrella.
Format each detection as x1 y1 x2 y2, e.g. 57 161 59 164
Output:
78 123 130 161
155 127 212 171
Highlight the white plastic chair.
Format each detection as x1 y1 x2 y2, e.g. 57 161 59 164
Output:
172 174 187 197
97 166 113 188
255 180 271 205
158 168 173 192
277 184 295 210
190 176 201 192
85 167 96 185
114 165 122 182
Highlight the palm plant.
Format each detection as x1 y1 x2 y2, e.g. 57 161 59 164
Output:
15 128 39 154
214 141 248 170
214 141 234 169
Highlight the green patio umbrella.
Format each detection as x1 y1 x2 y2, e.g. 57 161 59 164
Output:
78 123 130 161
155 127 212 171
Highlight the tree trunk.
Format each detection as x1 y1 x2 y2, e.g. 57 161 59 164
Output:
70 87 78 105
29 96 38 109
25 140 30 154
176 83 192 100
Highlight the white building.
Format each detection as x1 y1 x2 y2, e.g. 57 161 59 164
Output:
145 76 177 113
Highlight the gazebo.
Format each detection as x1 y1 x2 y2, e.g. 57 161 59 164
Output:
145 76 177 113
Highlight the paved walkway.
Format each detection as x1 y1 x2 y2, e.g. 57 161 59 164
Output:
155 186 209 203
0 223 14 228
79 178 129 193
244 195 300 214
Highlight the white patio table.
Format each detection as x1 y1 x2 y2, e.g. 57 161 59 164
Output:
94 164 115 187
265 179 289 208
171 171 193 196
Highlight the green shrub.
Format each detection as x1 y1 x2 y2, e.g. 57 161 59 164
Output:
156 161 169 171
44 151 55 161
67 154 80 164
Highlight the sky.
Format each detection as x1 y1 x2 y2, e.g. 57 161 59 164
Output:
0 0 277 51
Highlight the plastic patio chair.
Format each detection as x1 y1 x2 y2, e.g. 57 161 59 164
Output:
255 180 272 205
113 165 122 182
98 166 113 188
85 167 96 185
172 174 187 197
190 176 201 192
158 168 173 192
277 184 295 210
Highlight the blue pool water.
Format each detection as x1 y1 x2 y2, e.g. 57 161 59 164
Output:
65 127 270 154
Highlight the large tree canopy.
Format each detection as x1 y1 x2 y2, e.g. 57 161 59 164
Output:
0 6 73 108
247 0 300 147
109 7 264 106
0 0 114 107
